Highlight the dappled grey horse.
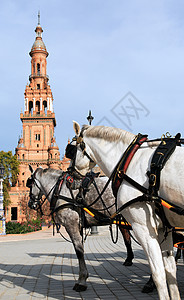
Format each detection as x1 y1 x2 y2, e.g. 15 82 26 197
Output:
27 166 134 292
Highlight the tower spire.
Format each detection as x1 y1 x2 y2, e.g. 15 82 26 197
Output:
38 10 40 25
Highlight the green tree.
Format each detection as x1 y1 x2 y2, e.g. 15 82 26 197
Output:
0 151 19 207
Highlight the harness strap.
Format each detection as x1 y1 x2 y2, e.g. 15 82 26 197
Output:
82 136 146 210
110 195 147 219
112 134 148 198
50 173 67 211
110 167 184 220
148 133 181 196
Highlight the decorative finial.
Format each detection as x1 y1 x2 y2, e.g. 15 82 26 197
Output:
87 110 94 125
38 10 40 25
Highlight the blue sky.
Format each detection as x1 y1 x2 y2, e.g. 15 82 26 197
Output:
1 0 184 156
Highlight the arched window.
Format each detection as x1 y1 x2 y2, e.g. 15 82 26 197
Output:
33 62 35 74
43 100 47 115
37 63 40 75
36 101 40 114
29 101 33 115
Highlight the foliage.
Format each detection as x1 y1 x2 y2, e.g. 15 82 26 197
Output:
0 151 19 206
6 218 42 234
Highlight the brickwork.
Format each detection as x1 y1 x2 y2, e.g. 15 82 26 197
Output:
6 18 70 223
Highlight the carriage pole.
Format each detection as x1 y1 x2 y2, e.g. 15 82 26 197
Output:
87 111 98 235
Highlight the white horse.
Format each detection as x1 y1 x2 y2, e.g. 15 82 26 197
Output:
68 121 184 300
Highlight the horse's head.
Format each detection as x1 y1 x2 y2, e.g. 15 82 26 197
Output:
26 165 44 210
65 121 96 176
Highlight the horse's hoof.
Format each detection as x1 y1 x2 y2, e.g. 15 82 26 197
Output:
73 283 87 292
142 281 156 293
123 259 133 266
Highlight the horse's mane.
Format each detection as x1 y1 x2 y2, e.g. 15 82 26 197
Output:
42 167 63 177
81 125 160 148
81 125 135 144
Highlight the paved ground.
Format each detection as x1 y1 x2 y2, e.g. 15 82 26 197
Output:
0 226 184 300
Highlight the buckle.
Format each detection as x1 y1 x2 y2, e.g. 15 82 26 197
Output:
117 170 124 178
149 174 156 186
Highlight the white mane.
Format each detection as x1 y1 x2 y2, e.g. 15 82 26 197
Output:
81 125 161 148
82 125 135 144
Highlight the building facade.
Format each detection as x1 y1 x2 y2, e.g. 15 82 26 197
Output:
6 17 69 222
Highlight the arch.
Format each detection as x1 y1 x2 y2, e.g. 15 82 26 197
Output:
36 101 40 114
37 63 40 75
43 100 47 115
29 101 33 115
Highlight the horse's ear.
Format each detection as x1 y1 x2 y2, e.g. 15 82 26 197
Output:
73 121 80 136
29 164 34 174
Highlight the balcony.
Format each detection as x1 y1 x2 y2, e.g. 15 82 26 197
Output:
29 73 49 81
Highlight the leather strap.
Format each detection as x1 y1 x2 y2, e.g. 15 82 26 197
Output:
112 134 148 198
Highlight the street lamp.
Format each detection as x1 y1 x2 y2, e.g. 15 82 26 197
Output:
86 111 98 235
0 164 6 235
87 110 94 125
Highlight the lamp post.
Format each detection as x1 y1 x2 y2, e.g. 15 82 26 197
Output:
86 111 98 235
87 110 94 125
0 164 6 235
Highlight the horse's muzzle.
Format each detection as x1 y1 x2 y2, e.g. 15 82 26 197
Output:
28 199 39 210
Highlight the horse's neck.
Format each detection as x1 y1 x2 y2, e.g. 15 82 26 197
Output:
86 137 129 177
38 170 62 203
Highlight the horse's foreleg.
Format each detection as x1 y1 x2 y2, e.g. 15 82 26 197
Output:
119 226 134 266
131 223 170 300
159 230 181 300
59 210 89 292
72 239 89 292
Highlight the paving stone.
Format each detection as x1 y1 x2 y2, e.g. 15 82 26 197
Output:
0 226 183 299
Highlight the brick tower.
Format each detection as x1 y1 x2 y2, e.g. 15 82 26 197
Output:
7 14 69 223
16 14 61 187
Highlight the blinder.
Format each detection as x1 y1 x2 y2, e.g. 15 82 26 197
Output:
65 135 94 165
26 175 42 210
26 176 34 188
65 144 77 160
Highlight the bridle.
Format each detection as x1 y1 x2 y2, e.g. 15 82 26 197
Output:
26 172 56 211
65 134 95 173
26 173 43 210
